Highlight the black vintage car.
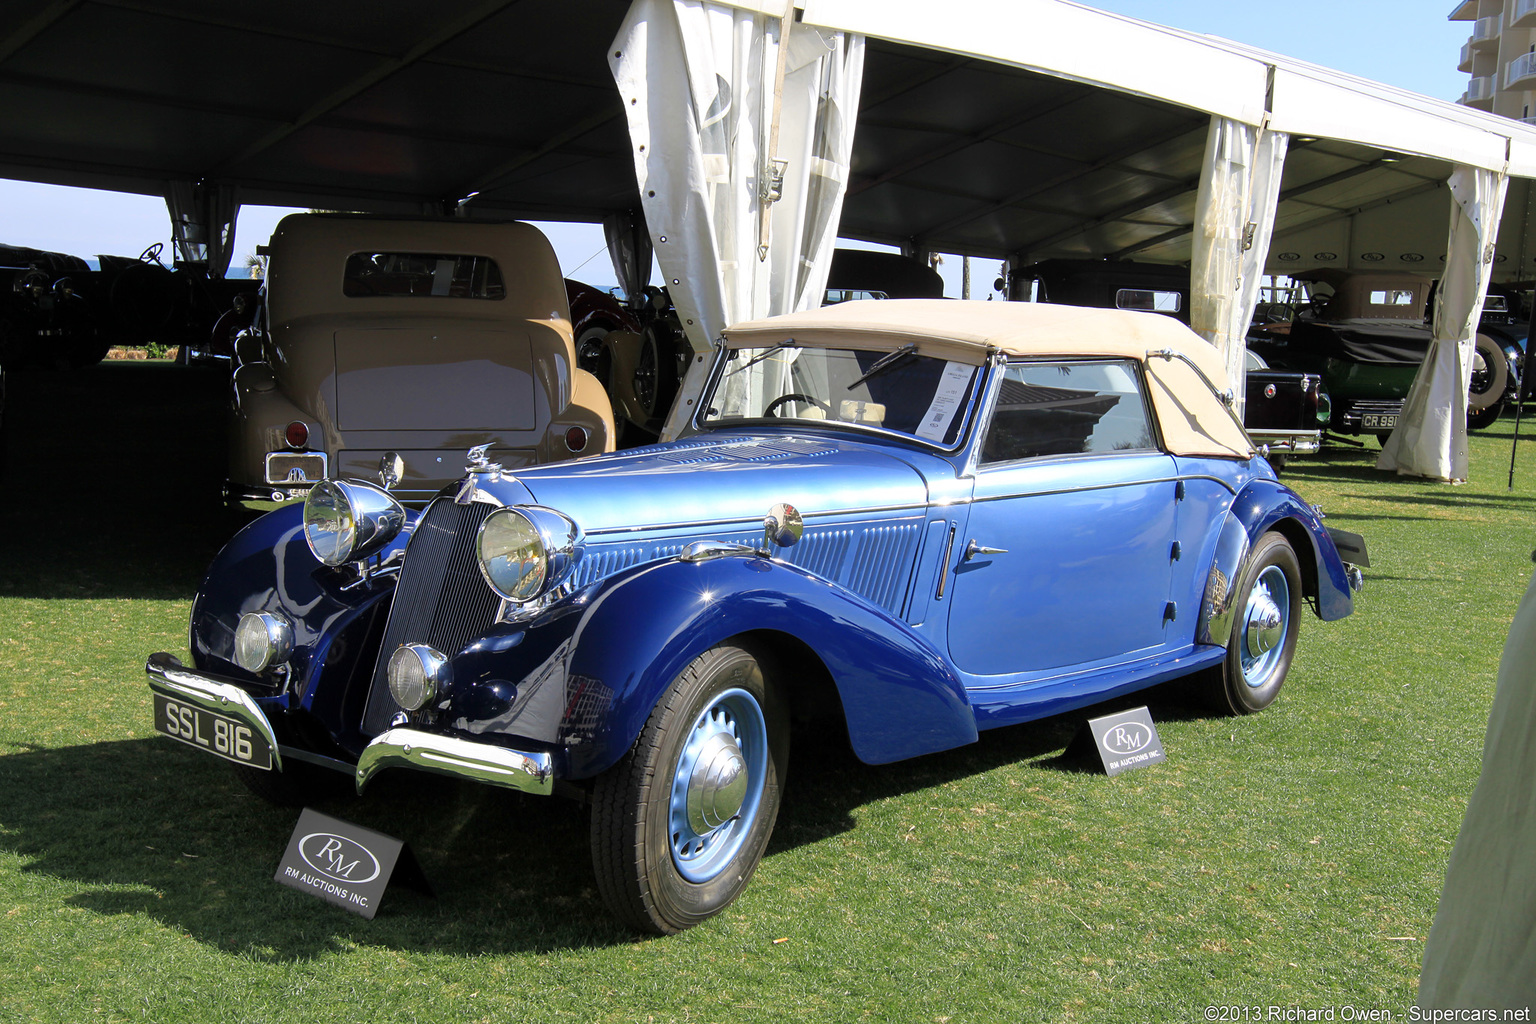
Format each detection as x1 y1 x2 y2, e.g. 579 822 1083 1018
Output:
1247 270 1525 435
1016 259 1330 467
1 241 259 369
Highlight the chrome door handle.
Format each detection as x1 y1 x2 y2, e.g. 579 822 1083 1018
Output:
964 539 1008 561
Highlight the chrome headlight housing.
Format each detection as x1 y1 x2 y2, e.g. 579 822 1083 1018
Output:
476 506 583 602
387 643 450 711
234 611 293 673
303 479 406 566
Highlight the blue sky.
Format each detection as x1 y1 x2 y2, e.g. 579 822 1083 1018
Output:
2 1 1473 292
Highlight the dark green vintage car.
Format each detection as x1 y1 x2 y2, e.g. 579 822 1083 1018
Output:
1249 270 1526 435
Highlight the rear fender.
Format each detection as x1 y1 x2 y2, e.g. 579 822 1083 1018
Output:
1197 479 1357 647
555 553 976 778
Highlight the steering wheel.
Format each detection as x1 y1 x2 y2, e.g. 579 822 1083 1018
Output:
139 242 164 264
764 392 833 417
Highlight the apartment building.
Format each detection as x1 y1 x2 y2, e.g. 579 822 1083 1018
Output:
1455 0 1536 120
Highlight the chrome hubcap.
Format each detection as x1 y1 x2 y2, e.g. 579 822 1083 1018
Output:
669 687 767 883
686 731 748 833
1245 593 1283 656
1240 565 1290 689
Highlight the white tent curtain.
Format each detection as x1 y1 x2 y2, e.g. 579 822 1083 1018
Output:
1189 116 1288 410
610 0 864 438
164 180 240 276
1377 164 1509 482
602 208 654 300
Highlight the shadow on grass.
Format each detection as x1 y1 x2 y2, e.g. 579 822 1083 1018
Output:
0 736 636 955
774 676 1216 843
2 674 1220 955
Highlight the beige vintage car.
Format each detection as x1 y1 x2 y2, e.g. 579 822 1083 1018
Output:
228 214 614 507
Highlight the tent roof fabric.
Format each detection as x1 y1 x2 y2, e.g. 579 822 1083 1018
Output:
4 0 1534 275
721 298 1252 458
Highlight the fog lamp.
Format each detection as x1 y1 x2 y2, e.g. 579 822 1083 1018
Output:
387 644 449 711
233 611 294 673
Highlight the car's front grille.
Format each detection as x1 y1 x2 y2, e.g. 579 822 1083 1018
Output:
360 497 501 736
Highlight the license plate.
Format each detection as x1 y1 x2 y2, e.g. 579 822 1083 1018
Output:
1361 413 1397 430
153 694 273 769
266 452 325 485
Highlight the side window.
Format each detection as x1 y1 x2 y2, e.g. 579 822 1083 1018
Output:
981 360 1156 464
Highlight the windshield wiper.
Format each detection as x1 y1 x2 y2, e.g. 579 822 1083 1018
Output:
847 343 916 389
734 341 798 372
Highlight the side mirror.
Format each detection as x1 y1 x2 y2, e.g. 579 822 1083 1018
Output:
378 452 406 490
761 503 802 555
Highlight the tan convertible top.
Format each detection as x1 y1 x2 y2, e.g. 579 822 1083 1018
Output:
722 299 1251 459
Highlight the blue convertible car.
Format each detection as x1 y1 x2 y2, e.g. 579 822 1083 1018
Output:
147 300 1365 932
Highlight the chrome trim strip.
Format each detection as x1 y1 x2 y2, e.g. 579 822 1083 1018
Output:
144 652 284 772
585 474 1237 538
935 524 957 600
354 727 554 796
969 474 1239 503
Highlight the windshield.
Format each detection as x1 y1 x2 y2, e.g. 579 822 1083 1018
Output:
700 345 981 447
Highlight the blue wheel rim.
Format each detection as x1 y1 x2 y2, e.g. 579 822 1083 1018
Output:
668 687 768 884
1240 565 1290 689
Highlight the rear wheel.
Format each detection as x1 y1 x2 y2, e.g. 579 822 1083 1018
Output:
1208 532 1302 715
1467 333 1510 430
591 643 787 933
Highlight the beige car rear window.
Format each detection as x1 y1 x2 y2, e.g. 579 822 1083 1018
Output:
343 252 506 299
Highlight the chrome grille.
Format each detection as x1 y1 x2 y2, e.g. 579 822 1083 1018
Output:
361 498 501 736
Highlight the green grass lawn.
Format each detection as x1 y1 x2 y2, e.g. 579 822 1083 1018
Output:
2 366 1533 1022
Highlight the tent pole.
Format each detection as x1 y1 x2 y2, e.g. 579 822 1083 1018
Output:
1511 322 1532 490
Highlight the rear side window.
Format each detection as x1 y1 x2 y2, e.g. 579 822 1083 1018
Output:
343 252 505 299
981 360 1155 463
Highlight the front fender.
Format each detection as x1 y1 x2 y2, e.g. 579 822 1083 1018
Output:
1197 479 1357 646
546 554 976 778
190 503 416 716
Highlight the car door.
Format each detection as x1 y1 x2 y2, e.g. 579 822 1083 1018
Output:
946 359 1179 678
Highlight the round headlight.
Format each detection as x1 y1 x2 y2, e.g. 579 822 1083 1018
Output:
477 506 582 602
303 479 405 566
234 611 293 673
1315 391 1333 426
387 643 449 711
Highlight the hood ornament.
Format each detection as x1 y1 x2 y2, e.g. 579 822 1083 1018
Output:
456 443 504 504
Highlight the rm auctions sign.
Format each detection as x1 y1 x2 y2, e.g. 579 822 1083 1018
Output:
1085 707 1166 776
274 807 430 919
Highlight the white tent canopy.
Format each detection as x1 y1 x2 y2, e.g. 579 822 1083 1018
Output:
622 0 1536 474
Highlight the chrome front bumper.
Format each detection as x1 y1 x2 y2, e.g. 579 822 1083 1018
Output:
355 728 554 797
146 652 555 797
145 651 285 772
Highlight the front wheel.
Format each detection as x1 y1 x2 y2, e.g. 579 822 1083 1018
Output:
1208 532 1302 715
591 643 787 933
